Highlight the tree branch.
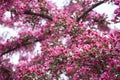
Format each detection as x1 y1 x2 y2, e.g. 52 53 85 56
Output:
24 10 53 21
0 38 39 57
76 1 104 22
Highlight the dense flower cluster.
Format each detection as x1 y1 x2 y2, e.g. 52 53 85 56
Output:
0 0 120 80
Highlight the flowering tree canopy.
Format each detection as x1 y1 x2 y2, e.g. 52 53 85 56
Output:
0 0 120 80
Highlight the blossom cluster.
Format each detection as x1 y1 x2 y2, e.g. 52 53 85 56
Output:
0 0 120 80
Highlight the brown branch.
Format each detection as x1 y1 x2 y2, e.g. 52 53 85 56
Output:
24 10 53 21
0 37 42 57
76 1 104 22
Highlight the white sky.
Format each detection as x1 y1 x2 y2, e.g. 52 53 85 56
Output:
50 0 70 8
93 2 120 29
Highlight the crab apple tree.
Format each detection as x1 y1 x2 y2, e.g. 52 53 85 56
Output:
0 0 120 80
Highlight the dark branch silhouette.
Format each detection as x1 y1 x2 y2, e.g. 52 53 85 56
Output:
24 10 53 21
0 38 39 57
23 1 104 22
76 1 104 22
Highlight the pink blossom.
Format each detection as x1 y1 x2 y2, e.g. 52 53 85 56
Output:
0 0 120 79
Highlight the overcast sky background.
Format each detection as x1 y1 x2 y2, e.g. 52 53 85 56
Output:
0 0 120 64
